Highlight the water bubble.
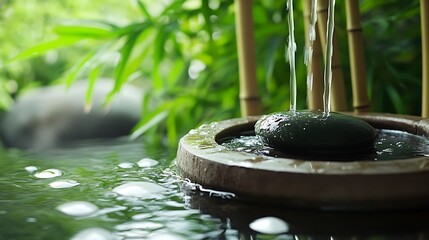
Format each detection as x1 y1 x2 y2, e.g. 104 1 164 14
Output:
137 158 159 168
112 182 167 198
49 180 80 189
34 169 62 179
71 228 115 240
118 162 134 169
57 201 98 217
249 216 289 234
25 166 38 173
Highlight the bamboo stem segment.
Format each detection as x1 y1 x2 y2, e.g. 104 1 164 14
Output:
421 0 429 117
303 0 324 110
346 0 370 113
235 0 260 116
317 0 348 111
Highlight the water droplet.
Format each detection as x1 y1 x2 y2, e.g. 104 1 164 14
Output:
118 162 134 169
49 180 80 189
382 148 394 153
249 216 289 234
57 201 98 217
25 166 38 173
137 158 159 168
71 228 115 240
34 169 62 179
112 182 167 198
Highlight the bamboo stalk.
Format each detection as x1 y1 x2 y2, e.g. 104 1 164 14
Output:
303 0 324 110
317 0 348 111
235 0 260 116
421 0 429 117
346 0 370 113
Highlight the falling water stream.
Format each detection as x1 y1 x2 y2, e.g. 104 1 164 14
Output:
286 0 297 112
323 0 336 114
305 0 318 97
288 0 335 114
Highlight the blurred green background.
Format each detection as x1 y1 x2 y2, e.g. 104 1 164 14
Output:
0 0 423 146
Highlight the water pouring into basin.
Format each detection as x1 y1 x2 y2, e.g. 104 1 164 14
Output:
176 0 429 210
257 0 377 156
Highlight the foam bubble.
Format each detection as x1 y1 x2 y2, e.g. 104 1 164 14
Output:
249 216 289 235
34 169 62 179
112 182 167 198
71 227 115 240
57 201 98 217
49 180 80 189
137 158 159 168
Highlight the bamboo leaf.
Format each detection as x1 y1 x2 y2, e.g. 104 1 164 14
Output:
10 37 82 61
62 42 113 87
63 50 98 87
84 66 101 112
110 22 150 37
105 32 140 104
135 0 153 22
152 27 168 90
130 111 169 140
120 29 154 85
53 25 114 39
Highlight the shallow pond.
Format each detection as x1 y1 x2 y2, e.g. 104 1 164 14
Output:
1 137 429 240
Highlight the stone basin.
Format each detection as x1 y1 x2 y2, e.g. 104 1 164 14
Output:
176 113 429 210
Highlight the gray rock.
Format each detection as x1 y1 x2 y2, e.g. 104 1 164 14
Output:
255 110 376 154
0 79 141 149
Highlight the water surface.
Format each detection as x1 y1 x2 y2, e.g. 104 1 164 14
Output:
1 137 429 239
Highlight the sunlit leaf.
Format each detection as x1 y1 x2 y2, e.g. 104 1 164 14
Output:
53 25 114 39
10 37 82 61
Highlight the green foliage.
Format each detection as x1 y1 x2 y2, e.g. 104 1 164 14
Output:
359 0 421 114
0 0 424 147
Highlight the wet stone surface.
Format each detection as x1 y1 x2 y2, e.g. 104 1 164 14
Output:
255 110 377 154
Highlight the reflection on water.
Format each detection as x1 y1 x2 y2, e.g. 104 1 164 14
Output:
1 138 429 239
0 139 222 240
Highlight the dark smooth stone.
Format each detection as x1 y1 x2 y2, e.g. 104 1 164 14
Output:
255 110 376 153
0 79 142 150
